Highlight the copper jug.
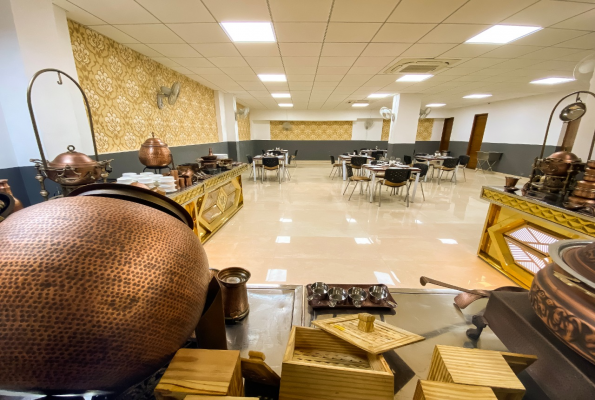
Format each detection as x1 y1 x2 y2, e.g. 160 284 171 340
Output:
217 267 250 321
139 133 172 168
0 179 23 212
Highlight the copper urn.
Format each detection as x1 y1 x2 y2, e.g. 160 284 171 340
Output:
0 179 23 212
0 185 210 394
139 133 172 168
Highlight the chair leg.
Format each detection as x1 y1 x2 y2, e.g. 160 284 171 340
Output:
349 182 359 201
278 168 281 184
405 183 410 207
421 182 425 200
262 168 265 182
438 170 443 185
343 181 351 195
463 166 466 182
378 183 382 207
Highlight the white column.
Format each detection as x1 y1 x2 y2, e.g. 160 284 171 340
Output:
388 93 422 145
572 72 595 161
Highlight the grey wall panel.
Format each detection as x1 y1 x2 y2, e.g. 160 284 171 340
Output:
250 140 389 160
413 141 441 155
387 143 415 160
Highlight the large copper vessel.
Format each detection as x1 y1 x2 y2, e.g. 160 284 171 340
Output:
540 151 581 176
43 145 109 191
0 185 210 394
0 179 23 212
530 240 595 365
139 133 172 168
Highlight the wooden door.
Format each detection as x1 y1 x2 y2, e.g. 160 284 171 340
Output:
466 114 488 169
439 118 454 150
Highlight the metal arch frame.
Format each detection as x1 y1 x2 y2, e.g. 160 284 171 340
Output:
26 68 100 167
540 90 595 159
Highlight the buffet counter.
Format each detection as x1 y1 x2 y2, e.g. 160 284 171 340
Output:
167 163 250 243
478 186 595 288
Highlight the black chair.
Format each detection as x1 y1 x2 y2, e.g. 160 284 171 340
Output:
262 157 281 184
330 155 342 179
247 154 262 178
343 165 371 201
404 155 412 165
437 157 459 185
290 149 298 167
349 156 367 175
412 163 429 200
371 151 382 160
261 149 265 154
376 168 412 207
457 155 470 181
272 150 282 156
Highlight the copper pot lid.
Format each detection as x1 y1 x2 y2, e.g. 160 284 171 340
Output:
546 150 581 163
550 240 595 290
48 145 97 168
141 133 168 147
217 267 251 286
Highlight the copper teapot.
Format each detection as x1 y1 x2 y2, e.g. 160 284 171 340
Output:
42 145 108 188
139 133 172 168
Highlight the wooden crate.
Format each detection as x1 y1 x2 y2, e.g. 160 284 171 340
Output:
413 380 498 400
427 345 526 400
279 326 394 400
154 349 243 400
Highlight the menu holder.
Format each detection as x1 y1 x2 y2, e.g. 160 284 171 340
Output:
306 283 397 309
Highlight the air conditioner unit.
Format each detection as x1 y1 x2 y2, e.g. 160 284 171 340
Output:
383 58 462 75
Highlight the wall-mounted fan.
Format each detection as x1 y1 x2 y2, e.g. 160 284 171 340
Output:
419 107 432 119
364 119 374 130
574 53 595 82
282 121 292 131
157 82 181 109
379 107 395 121
235 106 250 120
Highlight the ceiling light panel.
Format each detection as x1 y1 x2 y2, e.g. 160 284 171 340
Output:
352 103 369 107
426 103 446 107
220 22 276 42
278 103 293 107
463 94 492 98
466 25 542 44
367 93 392 98
258 74 287 82
530 77 575 85
272 93 291 98
397 74 433 82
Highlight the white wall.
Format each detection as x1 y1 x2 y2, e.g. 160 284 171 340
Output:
352 118 382 140
250 109 383 122
251 120 270 140
430 118 444 141
389 93 422 144
573 72 595 161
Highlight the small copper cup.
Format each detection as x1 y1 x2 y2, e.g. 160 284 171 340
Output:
505 176 519 188
217 267 251 321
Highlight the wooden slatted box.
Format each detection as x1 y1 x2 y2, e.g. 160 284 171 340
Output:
413 380 498 400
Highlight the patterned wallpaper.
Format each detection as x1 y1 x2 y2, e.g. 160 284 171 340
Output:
237 103 250 141
381 119 390 141
416 118 434 141
68 21 219 154
270 121 353 140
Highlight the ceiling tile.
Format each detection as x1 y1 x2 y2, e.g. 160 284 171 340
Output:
332 87 359 94
438 66 482 76
503 1 595 27
290 91 313 98
263 82 290 90
289 81 314 89
53 0 106 25
373 23 435 43
439 44 500 58
388 0 467 23
330 0 400 22
512 28 590 47
317 66 351 74
135 0 215 23
554 33 595 50
151 57 181 67
220 67 255 75
456 58 507 68
360 43 409 56
481 45 543 59
490 58 542 69
347 66 384 74
519 46 583 60
279 43 323 56
269 0 332 22
147 44 201 57
286 75 315 81
228 74 260 82
315 74 346 82
209 57 249 67
115 24 184 43
239 82 267 90
365 75 399 85
318 56 357 67
66 0 159 24
170 57 215 67
283 57 320 67
274 23 327 42
325 23 382 42
250 65 285 74
352 56 394 67
314 81 340 88
285 66 317 74
562 49 595 62
419 24 490 44
125 44 164 57
341 74 373 84
528 60 577 71
235 43 281 57
89 25 138 43
444 0 537 24
244 57 284 67
191 43 240 57
552 9 595 30
399 43 457 57
201 0 270 21
167 23 230 43
321 43 367 56
187 66 225 74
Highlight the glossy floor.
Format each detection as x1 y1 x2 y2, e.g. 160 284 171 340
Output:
205 162 517 289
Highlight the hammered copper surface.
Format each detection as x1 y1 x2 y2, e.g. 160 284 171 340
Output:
0 196 210 393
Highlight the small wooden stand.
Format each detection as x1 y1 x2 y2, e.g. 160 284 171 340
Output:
357 313 375 332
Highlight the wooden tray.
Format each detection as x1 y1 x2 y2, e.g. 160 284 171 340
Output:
306 283 397 309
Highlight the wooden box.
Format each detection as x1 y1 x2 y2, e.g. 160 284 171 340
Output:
413 380 498 400
279 326 394 400
427 345 527 400
154 349 243 400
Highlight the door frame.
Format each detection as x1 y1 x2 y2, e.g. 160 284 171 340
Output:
466 113 489 155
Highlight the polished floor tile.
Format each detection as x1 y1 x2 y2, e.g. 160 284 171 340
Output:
205 162 518 289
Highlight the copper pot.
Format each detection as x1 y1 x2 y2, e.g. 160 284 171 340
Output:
504 176 519 188
0 185 209 393
217 267 250 321
567 195 595 206
201 147 218 162
139 133 172 168
0 179 23 212
45 145 105 187
586 160 595 169
584 171 595 182
576 180 595 190
572 187 595 199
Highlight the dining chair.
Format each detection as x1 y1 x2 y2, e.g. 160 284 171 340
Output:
371 151 382 160
330 155 342 179
289 149 298 167
247 154 262 178
261 149 265 154
476 151 490 173
376 168 412 207
437 157 459 185
457 155 470 181
349 156 367 176
404 155 412 165
343 165 371 201
411 163 429 200
262 157 281 184
272 150 282 156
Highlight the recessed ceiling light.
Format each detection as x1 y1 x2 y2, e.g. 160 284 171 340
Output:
278 103 293 107
530 77 575 85
220 22 276 42
352 103 369 107
258 74 286 82
426 103 446 107
463 94 492 99
466 25 541 44
367 93 391 99
397 74 433 82
272 93 291 98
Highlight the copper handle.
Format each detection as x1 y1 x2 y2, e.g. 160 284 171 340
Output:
420 276 489 296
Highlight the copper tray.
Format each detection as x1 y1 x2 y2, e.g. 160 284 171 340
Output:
306 283 397 309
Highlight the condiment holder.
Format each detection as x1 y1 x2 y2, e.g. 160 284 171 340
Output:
328 287 347 307
348 287 368 308
369 285 397 307
307 282 328 301
306 283 397 309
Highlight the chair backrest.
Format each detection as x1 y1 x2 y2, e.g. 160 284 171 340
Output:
272 150 282 155
404 155 412 165
350 156 367 167
487 152 502 162
476 151 489 161
262 157 279 168
294 149 298 156
441 157 458 168
262 149 265 154
346 165 354 178
330 155 335 164
247 154 253 164
371 151 382 160
458 155 470 166
385 168 411 184
412 163 429 178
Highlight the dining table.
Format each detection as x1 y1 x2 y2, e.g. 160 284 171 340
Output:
337 154 374 181
363 163 421 203
414 155 451 181
360 149 388 157
267 149 289 165
251 154 287 182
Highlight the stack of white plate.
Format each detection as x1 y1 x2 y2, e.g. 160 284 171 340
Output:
157 176 177 192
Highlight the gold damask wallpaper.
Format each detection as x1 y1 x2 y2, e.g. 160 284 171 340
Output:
416 118 434 141
381 119 390 141
237 103 250 141
68 21 219 154
270 121 352 140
